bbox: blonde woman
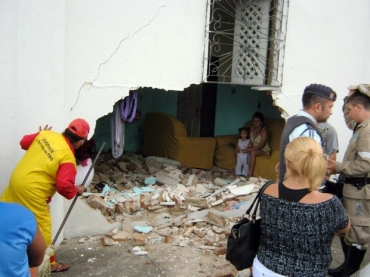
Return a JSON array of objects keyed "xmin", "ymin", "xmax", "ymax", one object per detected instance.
[{"xmin": 253, "ymin": 137, "xmax": 350, "ymax": 277}]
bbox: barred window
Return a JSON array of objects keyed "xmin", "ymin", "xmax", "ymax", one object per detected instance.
[{"xmin": 204, "ymin": 0, "xmax": 288, "ymax": 86}]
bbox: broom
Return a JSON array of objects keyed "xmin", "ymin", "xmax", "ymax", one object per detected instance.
[{"xmin": 38, "ymin": 141, "xmax": 106, "ymax": 276}]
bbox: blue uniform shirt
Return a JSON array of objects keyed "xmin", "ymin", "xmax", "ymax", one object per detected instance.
[
  {"xmin": 289, "ymin": 110, "xmax": 322, "ymax": 145},
  {"xmin": 0, "ymin": 202, "xmax": 37, "ymax": 277}
]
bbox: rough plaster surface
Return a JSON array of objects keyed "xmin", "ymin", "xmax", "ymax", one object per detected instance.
[
  {"xmin": 63, "ymin": 197, "xmax": 121, "ymax": 240},
  {"xmin": 0, "ymin": 0, "xmax": 18, "ymax": 187},
  {"xmin": 65, "ymin": 0, "xmax": 208, "ymax": 129},
  {"xmin": 1, "ymin": 0, "xmax": 370, "ymax": 240},
  {"xmin": 0, "ymin": 0, "xmax": 207, "ymax": 240}
]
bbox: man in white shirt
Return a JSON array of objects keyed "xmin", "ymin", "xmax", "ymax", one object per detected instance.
[{"xmin": 276, "ymin": 84, "xmax": 337, "ymax": 182}]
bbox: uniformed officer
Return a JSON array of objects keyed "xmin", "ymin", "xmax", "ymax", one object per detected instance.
[
  {"xmin": 327, "ymin": 84, "xmax": 370, "ymax": 277},
  {"xmin": 277, "ymin": 83, "xmax": 337, "ymax": 182}
]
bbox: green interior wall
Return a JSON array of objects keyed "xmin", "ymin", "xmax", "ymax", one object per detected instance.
[
  {"xmin": 214, "ymin": 84, "xmax": 281, "ymax": 135},
  {"xmin": 93, "ymin": 115, "xmax": 111, "ymax": 152},
  {"xmin": 92, "ymin": 88, "xmax": 178, "ymax": 153},
  {"xmin": 93, "ymin": 84, "xmax": 281, "ymax": 154}
]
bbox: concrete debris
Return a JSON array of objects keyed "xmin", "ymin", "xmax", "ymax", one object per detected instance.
[
  {"xmin": 122, "ymin": 217, "xmax": 134, "ymax": 235},
  {"xmin": 145, "ymin": 156, "xmax": 181, "ymax": 170},
  {"xmin": 213, "ymin": 178, "xmax": 228, "ymax": 186},
  {"xmin": 204, "ymin": 212, "xmax": 227, "ymax": 227},
  {"xmin": 184, "ymin": 197, "xmax": 209, "ymax": 209},
  {"xmin": 132, "ymin": 246, "xmax": 142, "ymax": 252},
  {"xmin": 81, "ymin": 151, "xmax": 269, "ymax": 264},
  {"xmin": 155, "ymin": 167, "xmax": 184, "ymax": 186},
  {"xmin": 134, "ymin": 226, "xmax": 153, "ymax": 233},
  {"xmin": 144, "ymin": 176, "xmax": 156, "ymax": 185},
  {"xmin": 134, "ymin": 250, "xmax": 148, "ymax": 255},
  {"xmin": 131, "ymin": 246, "xmax": 149, "ymax": 255},
  {"xmin": 186, "ymin": 174, "xmax": 198, "ymax": 187},
  {"xmin": 105, "ymin": 227, "xmax": 119, "ymax": 237},
  {"xmin": 228, "ymin": 184, "xmax": 255, "ymax": 196}
]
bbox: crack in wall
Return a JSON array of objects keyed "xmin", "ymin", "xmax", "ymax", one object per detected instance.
[{"xmin": 70, "ymin": 0, "xmax": 168, "ymax": 113}]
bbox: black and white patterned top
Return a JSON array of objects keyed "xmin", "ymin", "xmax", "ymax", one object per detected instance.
[{"xmin": 257, "ymin": 194, "xmax": 349, "ymax": 277}]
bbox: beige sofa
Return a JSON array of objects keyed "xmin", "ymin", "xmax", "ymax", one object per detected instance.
[{"xmin": 142, "ymin": 111, "xmax": 216, "ymax": 169}]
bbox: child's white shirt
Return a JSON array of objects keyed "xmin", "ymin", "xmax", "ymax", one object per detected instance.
[{"xmin": 238, "ymin": 139, "xmax": 250, "ymax": 156}]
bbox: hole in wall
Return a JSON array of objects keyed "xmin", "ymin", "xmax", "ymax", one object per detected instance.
[{"xmin": 90, "ymin": 84, "xmax": 282, "ymax": 159}]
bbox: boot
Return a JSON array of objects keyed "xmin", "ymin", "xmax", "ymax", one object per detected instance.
[
  {"xmin": 328, "ymin": 237, "xmax": 349, "ymax": 277},
  {"xmin": 340, "ymin": 246, "xmax": 367, "ymax": 277}
]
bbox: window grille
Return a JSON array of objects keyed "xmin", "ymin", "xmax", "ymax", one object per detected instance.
[{"xmin": 204, "ymin": 0, "xmax": 288, "ymax": 86}]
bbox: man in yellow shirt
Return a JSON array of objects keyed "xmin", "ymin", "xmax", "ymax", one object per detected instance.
[{"xmin": 1, "ymin": 118, "xmax": 89, "ymax": 273}]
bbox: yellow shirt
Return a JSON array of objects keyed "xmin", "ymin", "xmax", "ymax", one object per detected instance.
[
  {"xmin": 1, "ymin": 131, "xmax": 76, "ymax": 244},
  {"xmin": 251, "ymin": 127, "xmax": 271, "ymax": 154}
]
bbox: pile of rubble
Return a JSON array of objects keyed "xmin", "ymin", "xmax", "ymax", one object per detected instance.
[{"xmin": 79, "ymin": 152, "xmax": 268, "ymax": 263}]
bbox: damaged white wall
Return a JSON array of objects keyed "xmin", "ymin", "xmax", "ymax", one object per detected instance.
[
  {"xmin": 0, "ymin": 0, "xmax": 207, "ymax": 242},
  {"xmin": 1, "ymin": 0, "xmax": 370, "ymax": 242}
]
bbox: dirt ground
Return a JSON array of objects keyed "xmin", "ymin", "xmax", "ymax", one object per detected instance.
[
  {"xmin": 53, "ymin": 200, "xmax": 242, "ymax": 277},
  {"xmin": 53, "ymin": 236, "xmax": 237, "ymax": 277},
  {"xmin": 52, "ymin": 235, "xmax": 370, "ymax": 277}
]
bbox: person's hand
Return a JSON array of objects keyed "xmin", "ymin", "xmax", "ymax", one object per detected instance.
[
  {"xmin": 39, "ymin": 125, "xmax": 52, "ymax": 131},
  {"xmin": 77, "ymin": 185, "xmax": 85, "ymax": 196},
  {"xmin": 326, "ymin": 158, "xmax": 336, "ymax": 176}
]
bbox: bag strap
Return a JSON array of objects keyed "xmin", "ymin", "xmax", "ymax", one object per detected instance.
[
  {"xmin": 245, "ymin": 180, "xmax": 275, "ymax": 219},
  {"xmin": 251, "ymin": 180, "xmax": 275, "ymax": 219}
]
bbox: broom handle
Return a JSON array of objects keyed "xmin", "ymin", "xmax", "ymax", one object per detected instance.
[{"xmin": 52, "ymin": 141, "xmax": 106, "ymax": 245}]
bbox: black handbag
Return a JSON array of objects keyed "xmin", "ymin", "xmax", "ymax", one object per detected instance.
[{"xmin": 226, "ymin": 180, "xmax": 274, "ymax": 270}]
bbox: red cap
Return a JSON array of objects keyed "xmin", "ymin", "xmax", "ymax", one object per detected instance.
[{"xmin": 68, "ymin": 118, "xmax": 90, "ymax": 139}]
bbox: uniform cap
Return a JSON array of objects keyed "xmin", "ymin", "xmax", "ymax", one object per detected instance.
[
  {"xmin": 303, "ymin": 84, "xmax": 337, "ymax": 102},
  {"xmin": 347, "ymin": 84, "xmax": 370, "ymax": 97},
  {"xmin": 68, "ymin": 118, "xmax": 90, "ymax": 139}
]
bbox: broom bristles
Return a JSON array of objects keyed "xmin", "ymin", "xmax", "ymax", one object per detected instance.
[{"xmin": 38, "ymin": 246, "xmax": 54, "ymax": 277}]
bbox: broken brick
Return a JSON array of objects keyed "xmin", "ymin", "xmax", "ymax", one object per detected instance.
[
  {"xmin": 101, "ymin": 236, "xmax": 116, "ymax": 246},
  {"xmin": 213, "ymin": 247, "xmax": 227, "ymax": 255},
  {"xmin": 112, "ymin": 231, "xmax": 130, "ymax": 242},
  {"xmin": 132, "ymin": 233, "xmax": 148, "ymax": 245},
  {"xmin": 86, "ymin": 194, "xmax": 109, "ymax": 210},
  {"xmin": 164, "ymin": 235, "xmax": 176, "ymax": 244},
  {"xmin": 184, "ymin": 197, "xmax": 209, "ymax": 208}
]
